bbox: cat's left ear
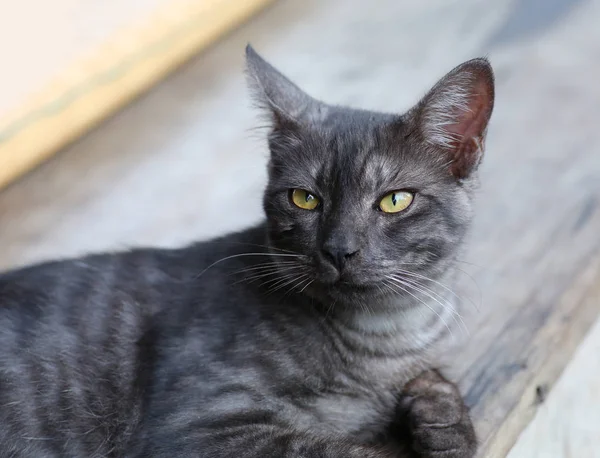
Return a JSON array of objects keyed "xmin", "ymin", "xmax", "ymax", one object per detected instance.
[
  {"xmin": 414, "ymin": 58, "xmax": 495, "ymax": 179},
  {"xmin": 245, "ymin": 44, "xmax": 321, "ymax": 129}
]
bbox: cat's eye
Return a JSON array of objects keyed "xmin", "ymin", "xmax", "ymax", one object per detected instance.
[
  {"xmin": 291, "ymin": 189, "xmax": 320, "ymax": 210},
  {"xmin": 379, "ymin": 191, "xmax": 414, "ymax": 213}
]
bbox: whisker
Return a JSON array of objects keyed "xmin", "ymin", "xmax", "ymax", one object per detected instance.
[
  {"xmin": 260, "ymin": 270, "xmax": 307, "ymax": 289},
  {"xmin": 389, "ymin": 275, "xmax": 469, "ymax": 336},
  {"xmin": 267, "ymin": 274, "xmax": 310, "ymax": 295},
  {"xmin": 452, "ymin": 258, "xmax": 483, "ymax": 268},
  {"xmin": 282, "ymin": 276, "xmax": 313, "ymax": 299},
  {"xmin": 298, "ymin": 279, "xmax": 314, "ymax": 294},
  {"xmin": 393, "ymin": 275, "xmax": 467, "ymax": 326},
  {"xmin": 237, "ymin": 270, "xmax": 284, "ymax": 285},
  {"xmin": 223, "ymin": 242, "xmax": 301, "ymax": 255},
  {"xmin": 231, "ymin": 262, "xmax": 300, "ymax": 282},
  {"xmin": 447, "ymin": 263, "xmax": 482, "ymax": 312},
  {"xmin": 395, "ymin": 268, "xmax": 479, "ymax": 312},
  {"xmin": 374, "ymin": 243, "xmax": 481, "ymax": 311},
  {"xmin": 384, "ymin": 277, "xmax": 453, "ymax": 339},
  {"xmin": 262, "ymin": 268, "xmax": 308, "ymax": 288},
  {"xmin": 382, "ymin": 280, "xmax": 428, "ymax": 322},
  {"xmin": 195, "ymin": 252, "xmax": 305, "ymax": 279},
  {"xmin": 325, "ymin": 299, "xmax": 338, "ymax": 319},
  {"xmin": 240, "ymin": 265, "xmax": 306, "ymax": 285},
  {"xmin": 233, "ymin": 261, "xmax": 300, "ymax": 275}
]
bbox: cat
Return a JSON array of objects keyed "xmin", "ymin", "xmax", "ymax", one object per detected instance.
[{"xmin": 0, "ymin": 45, "xmax": 494, "ymax": 457}]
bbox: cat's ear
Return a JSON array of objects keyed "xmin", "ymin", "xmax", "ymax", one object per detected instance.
[
  {"xmin": 414, "ymin": 58, "xmax": 495, "ymax": 179},
  {"xmin": 245, "ymin": 44, "xmax": 321, "ymax": 128}
]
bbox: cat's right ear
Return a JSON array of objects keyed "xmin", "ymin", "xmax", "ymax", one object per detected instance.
[
  {"xmin": 412, "ymin": 58, "xmax": 495, "ymax": 179},
  {"xmin": 245, "ymin": 44, "xmax": 320, "ymax": 129}
]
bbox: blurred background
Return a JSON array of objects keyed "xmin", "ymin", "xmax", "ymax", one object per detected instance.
[{"xmin": 0, "ymin": 0, "xmax": 599, "ymax": 456}]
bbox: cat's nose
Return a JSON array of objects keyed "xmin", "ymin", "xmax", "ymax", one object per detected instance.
[{"xmin": 320, "ymin": 242, "xmax": 360, "ymax": 272}]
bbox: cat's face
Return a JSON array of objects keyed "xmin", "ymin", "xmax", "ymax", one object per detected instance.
[{"xmin": 246, "ymin": 46, "xmax": 494, "ymax": 306}]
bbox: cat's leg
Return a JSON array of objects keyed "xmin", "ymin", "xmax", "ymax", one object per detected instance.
[{"xmin": 395, "ymin": 370, "xmax": 476, "ymax": 458}]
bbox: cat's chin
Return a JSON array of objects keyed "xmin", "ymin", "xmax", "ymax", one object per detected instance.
[{"xmin": 304, "ymin": 279, "xmax": 387, "ymax": 306}]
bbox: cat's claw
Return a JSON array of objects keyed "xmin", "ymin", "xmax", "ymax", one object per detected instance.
[{"xmin": 398, "ymin": 370, "xmax": 476, "ymax": 458}]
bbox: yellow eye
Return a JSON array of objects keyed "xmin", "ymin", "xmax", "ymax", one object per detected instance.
[
  {"xmin": 379, "ymin": 191, "xmax": 414, "ymax": 213},
  {"xmin": 291, "ymin": 189, "xmax": 320, "ymax": 210}
]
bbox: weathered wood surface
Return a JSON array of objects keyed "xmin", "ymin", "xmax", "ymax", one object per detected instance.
[
  {"xmin": 1, "ymin": 0, "xmax": 599, "ymax": 456},
  {"xmin": 508, "ymin": 315, "xmax": 600, "ymax": 458}
]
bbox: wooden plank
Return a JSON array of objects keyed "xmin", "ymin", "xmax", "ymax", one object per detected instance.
[
  {"xmin": 508, "ymin": 316, "xmax": 600, "ymax": 457},
  {"xmin": 468, "ymin": 253, "xmax": 600, "ymax": 457},
  {"xmin": 451, "ymin": 108, "xmax": 600, "ymax": 456},
  {"xmin": 0, "ymin": 0, "xmax": 275, "ymax": 191}
]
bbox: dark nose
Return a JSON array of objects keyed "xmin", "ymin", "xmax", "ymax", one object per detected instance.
[{"xmin": 321, "ymin": 240, "xmax": 360, "ymax": 271}]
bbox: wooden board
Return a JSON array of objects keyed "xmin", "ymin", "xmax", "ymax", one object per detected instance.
[
  {"xmin": 0, "ymin": 0, "xmax": 598, "ymax": 456},
  {"xmin": 463, "ymin": 252, "xmax": 600, "ymax": 457},
  {"xmin": 0, "ymin": 0, "xmax": 275, "ymax": 191},
  {"xmin": 508, "ymin": 315, "xmax": 600, "ymax": 458}
]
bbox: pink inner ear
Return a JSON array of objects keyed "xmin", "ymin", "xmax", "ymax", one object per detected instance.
[
  {"xmin": 444, "ymin": 78, "xmax": 493, "ymax": 178},
  {"xmin": 446, "ymin": 80, "xmax": 492, "ymax": 145}
]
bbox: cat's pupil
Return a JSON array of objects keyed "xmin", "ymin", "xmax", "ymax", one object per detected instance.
[
  {"xmin": 391, "ymin": 193, "xmax": 397, "ymax": 206},
  {"xmin": 306, "ymin": 194, "xmax": 313, "ymax": 202}
]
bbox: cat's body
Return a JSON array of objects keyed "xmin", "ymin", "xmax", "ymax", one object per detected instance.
[
  {"xmin": 0, "ymin": 46, "xmax": 494, "ymax": 457},
  {"xmin": 0, "ymin": 226, "xmax": 455, "ymax": 457}
]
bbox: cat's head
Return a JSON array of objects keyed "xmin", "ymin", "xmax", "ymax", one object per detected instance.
[{"xmin": 246, "ymin": 45, "xmax": 494, "ymax": 307}]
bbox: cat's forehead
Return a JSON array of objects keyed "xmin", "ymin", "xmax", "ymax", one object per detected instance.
[
  {"xmin": 313, "ymin": 111, "xmax": 436, "ymax": 188},
  {"xmin": 271, "ymin": 106, "xmax": 444, "ymax": 192},
  {"xmin": 313, "ymin": 108, "xmax": 393, "ymax": 160},
  {"xmin": 319, "ymin": 106, "xmax": 394, "ymax": 135}
]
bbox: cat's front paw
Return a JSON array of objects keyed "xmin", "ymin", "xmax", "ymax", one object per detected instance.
[{"xmin": 397, "ymin": 370, "xmax": 476, "ymax": 458}]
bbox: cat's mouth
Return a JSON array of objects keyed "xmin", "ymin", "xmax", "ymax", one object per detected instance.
[
  {"xmin": 311, "ymin": 261, "xmax": 379, "ymax": 290},
  {"xmin": 335, "ymin": 280, "xmax": 374, "ymax": 291},
  {"xmin": 316, "ymin": 275, "xmax": 381, "ymax": 296},
  {"xmin": 303, "ymin": 279, "xmax": 385, "ymax": 306}
]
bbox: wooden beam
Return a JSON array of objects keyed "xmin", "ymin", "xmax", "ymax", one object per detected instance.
[
  {"xmin": 476, "ymin": 255, "xmax": 600, "ymax": 457},
  {"xmin": 0, "ymin": 0, "xmax": 275, "ymax": 191}
]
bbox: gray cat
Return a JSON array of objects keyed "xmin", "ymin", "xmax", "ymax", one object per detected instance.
[{"xmin": 0, "ymin": 45, "xmax": 494, "ymax": 457}]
